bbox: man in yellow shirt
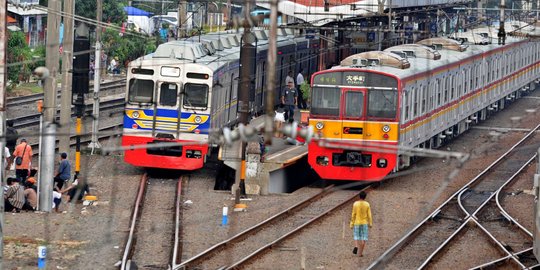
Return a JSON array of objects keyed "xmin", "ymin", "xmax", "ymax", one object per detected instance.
[{"xmin": 350, "ymin": 191, "xmax": 372, "ymax": 257}]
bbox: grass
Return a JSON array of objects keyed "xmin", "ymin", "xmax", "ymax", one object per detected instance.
[{"xmin": 13, "ymin": 82, "xmax": 43, "ymax": 94}]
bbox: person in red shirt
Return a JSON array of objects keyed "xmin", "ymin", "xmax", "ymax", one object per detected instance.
[{"xmin": 12, "ymin": 139, "xmax": 33, "ymax": 185}]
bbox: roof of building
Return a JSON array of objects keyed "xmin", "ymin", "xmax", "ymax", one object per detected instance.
[
  {"xmin": 124, "ymin": 6, "xmax": 153, "ymax": 17},
  {"xmin": 7, "ymin": 5, "xmax": 47, "ymax": 16}
]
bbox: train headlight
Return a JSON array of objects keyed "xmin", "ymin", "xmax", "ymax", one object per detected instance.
[
  {"xmin": 377, "ymin": 158, "xmax": 387, "ymax": 168},
  {"xmin": 315, "ymin": 122, "xmax": 324, "ymax": 130},
  {"xmin": 382, "ymin": 125, "xmax": 390, "ymax": 133},
  {"xmin": 194, "ymin": 116, "xmax": 202, "ymax": 124},
  {"xmin": 316, "ymin": 156, "xmax": 329, "ymax": 166},
  {"xmin": 132, "ymin": 111, "xmax": 140, "ymax": 119}
]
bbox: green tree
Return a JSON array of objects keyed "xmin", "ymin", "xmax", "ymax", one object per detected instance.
[
  {"xmin": 102, "ymin": 28, "xmax": 156, "ymax": 70},
  {"xmin": 7, "ymin": 31, "xmax": 33, "ymax": 89}
]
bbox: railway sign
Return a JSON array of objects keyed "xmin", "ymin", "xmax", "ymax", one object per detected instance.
[{"xmin": 305, "ymin": 29, "xmax": 316, "ymax": 39}]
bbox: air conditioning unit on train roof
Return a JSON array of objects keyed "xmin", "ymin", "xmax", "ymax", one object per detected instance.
[
  {"xmin": 154, "ymin": 42, "xmax": 198, "ymax": 62},
  {"xmin": 416, "ymin": 37, "xmax": 468, "ymax": 52},
  {"xmin": 340, "ymin": 51, "xmax": 410, "ymax": 69},
  {"xmin": 384, "ymin": 44, "xmax": 441, "ymax": 60}
]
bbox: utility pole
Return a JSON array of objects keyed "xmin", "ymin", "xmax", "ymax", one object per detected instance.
[
  {"xmin": 39, "ymin": 0, "xmax": 61, "ymax": 212},
  {"xmin": 235, "ymin": 0, "xmax": 256, "ymax": 206},
  {"xmin": 0, "ymin": 0, "xmax": 8, "ymax": 266},
  {"xmin": 89, "ymin": 0, "xmax": 102, "ymax": 153},
  {"xmin": 59, "ymin": 0, "xmax": 75, "ymax": 154},
  {"xmin": 498, "ymin": 0, "xmax": 506, "ymax": 45},
  {"xmin": 264, "ymin": 0, "xmax": 278, "ymax": 145},
  {"xmin": 177, "ymin": 0, "xmax": 186, "ymax": 39}
]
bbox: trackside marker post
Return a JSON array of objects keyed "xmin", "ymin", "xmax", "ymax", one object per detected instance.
[
  {"xmin": 38, "ymin": 246, "xmax": 46, "ymax": 269},
  {"xmin": 222, "ymin": 205, "xmax": 228, "ymax": 226}
]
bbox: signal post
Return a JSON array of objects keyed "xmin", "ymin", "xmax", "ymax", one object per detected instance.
[{"xmin": 72, "ymin": 24, "xmax": 91, "ymax": 178}]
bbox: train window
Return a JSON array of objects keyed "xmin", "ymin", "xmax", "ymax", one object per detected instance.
[
  {"xmin": 413, "ymin": 88, "xmax": 418, "ymax": 117},
  {"xmin": 183, "ymin": 83, "xmax": 209, "ymax": 109},
  {"xmin": 159, "ymin": 83, "xmax": 177, "ymax": 106},
  {"xmin": 128, "ymin": 79, "xmax": 154, "ymax": 104},
  {"xmin": 310, "ymin": 87, "xmax": 340, "ymax": 116},
  {"xmin": 344, "ymin": 91, "xmax": 364, "ymax": 118},
  {"xmin": 421, "ymin": 85, "xmax": 427, "ymax": 113},
  {"xmin": 368, "ymin": 89, "xmax": 397, "ymax": 119}
]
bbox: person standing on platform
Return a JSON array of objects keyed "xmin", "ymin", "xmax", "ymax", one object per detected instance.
[
  {"xmin": 296, "ymin": 69, "xmax": 307, "ymax": 109},
  {"xmin": 13, "ymin": 139, "xmax": 32, "ymax": 185},
  {"xmin": 280, "ymin": 80, "xmax": 298, "ymax": 123},
  {"xmin": 54, "ymin": 153, "xmax": 71, "ymax": 190},
  {"xmin": 350, "ymin": 191, "xmax": 373, "ymax": 257},
  {"xmin": 285, "ymin": 71, "xmax": 294, "ymax": 88}
]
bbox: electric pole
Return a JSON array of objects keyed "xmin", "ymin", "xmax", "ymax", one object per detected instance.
[
  {"xmin": 59, "ymin": 0, "xmax": 75, "ymax": 154},
  {"xmin": 235, "ymin": 0, "xmax": 256, "ymax": 205},
  {"xmin": 177, "ymin": 0, "xmax": 187, "ymax": 39},
  {"xmin": 89, "ymin": 0, "xmax": 103, "ymax": 153},
  {"xmin": 498, "ymin": 0, "xmax": 506, "ymax": 45},
  {"xmin": 0, "ymin": 0, "xmax": 8, "ymax": 266},
  {"xmin": 264, "ymin": 0, "xmax": 278, "ymax": 145},
  {"xmin": 39, "ymin": 0, "xmax": 61, "ymax": 212}
]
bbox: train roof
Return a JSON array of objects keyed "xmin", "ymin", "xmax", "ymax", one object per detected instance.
[
  {"xmin": 129, "ymin": 27, "xmax": 313, "ymax": 74},
  {"xmin": 335, "ymin": 23, "xmax": 540, "ymax": 82}
]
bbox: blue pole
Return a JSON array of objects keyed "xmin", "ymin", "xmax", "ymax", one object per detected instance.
[
  {"xmin": 222, "ymin": 205, "xmax": 228, "ymax": 226},
  {"xmin": 38, "ymin": 246, "xmax": 46, "ymax": 269}
]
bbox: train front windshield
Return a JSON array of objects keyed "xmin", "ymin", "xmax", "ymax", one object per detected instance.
[
  {"xmin": 128, "ymin": 79, "xmax": 154, "ymax": 103},
  {"xmin": 311, "ymin": 87, "xmax": 341, "ymax": 116},
  {"xmin": 367, "ymin": 90, "xmax": 397, "ymax": 119}
]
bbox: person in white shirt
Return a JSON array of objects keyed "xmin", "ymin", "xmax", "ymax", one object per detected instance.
[{"xmin": 296, "ymin": 69, "xmax": 307, "ymax": 109}]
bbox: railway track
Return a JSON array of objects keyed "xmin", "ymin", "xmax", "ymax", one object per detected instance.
[
  {"xmin": 12, "ymin": 97, "xmax": 125, "ymax": 129},
  {"xmin": 28, "ymin": 123, "xmax": 123, "ymax": 155},
  {"xmin": 6, "ymin": 78, "xmax": 125, "ymax": 107},
  {"xmin": 368, "ymin": 124, "xmax": 540, "ymax": 269},
  {"xmin": 121, "ymin": 174, "xmax": 184, "ymax": 270},
  {"xmin": 174, "ymin": 185, "xmax": 363, "ymax": 270}
]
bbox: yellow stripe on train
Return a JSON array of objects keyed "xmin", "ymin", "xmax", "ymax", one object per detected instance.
[
  {"xmin": 308, "ymin": 119, "xmax": 399, "ymax": 142},
  {"xmin": 126, "ymin": 110, "xmax": 209, "ymax": 124}
]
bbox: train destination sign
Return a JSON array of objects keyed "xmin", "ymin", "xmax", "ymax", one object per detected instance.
[{"xmin": 313, "ymin": 71, "xmax": 398, "ymax": 88}]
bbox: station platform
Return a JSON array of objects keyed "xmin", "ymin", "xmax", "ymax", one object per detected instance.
[{"xmin": 219, "ymin": 109, "xmax": 310, "ymax": 195}]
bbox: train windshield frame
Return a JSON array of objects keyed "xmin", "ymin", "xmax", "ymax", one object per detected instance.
[
  {"xmin": 367, "ymin": 89, "xmax": 398, "ymax": 119},
  {"xmin": 128, "ymin": 78, "xmax": 154, "ymax": 104},
  {"xmin": 183, "ymin": 83, "xmax": 209, "ymax": 109},
  {"xmin": 310, "ymin": 86, "xmax": 341, "ymax": 117}
]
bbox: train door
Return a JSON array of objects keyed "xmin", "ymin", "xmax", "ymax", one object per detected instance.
[
  {"xmin": 341, "ymin": 88, "xmax": 366, "ymax": 140},
  {"xmin": 156, "ymin": 81, "xmax": 180, "ymax": 138}
]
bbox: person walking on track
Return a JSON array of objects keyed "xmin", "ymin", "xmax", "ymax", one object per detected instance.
[{"xmin": 350, "ymin": 191, "xmax": 372, "ymax": 257}]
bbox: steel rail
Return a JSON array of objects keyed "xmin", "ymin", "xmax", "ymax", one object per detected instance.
[
  {"xmin": 173, "ymin": 184, "xmax": 340, "ymax": 269},
  {"xmin": 225, "ymin": 189, "xmax": 367, "ymax": 270},
  {"xmin": 6, "ymin": 78, "xmax": 125, "ymax": 107},
  {"xmin": 121, "ymin": 173, "xmax": 149, "ymax": 270},
  {"xmin": 418, "ymin": 141, "xmax": 539, "ymax": 268},
  {"xmin": 495, "ymin": 155, "xmax": 537, "ymax": 238},
  {"xmin": 28, "ymin": 123, "xmax": 123, "ymax": 155},
  {"xmin": 12, "ymin": 97, "xmax": 125, "ymax": 129},
  {"xmin": 468, "ymin": 247, "xmax": 533, "ymax": 269},
  {"xmin": 171, "ymin": 176, "xmax": 184, "ymax": 268},
  {"xmin": 368, "ymin": 123, "xmax": 540, "ymax": 269}
]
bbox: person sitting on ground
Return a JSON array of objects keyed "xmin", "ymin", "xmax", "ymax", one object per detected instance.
[
  {"xmin": 4, "ymin": 177, "xmax": 25, "ymax": 212},
  {"xmin": 22, "ymin": 181, "xmax": 37, "ymax": 211},
  {"xmin": 54, "ymin": 153, "xmax": 71, "ymax": 190},
  {"xmin": 62, "ymin": 175, "xmax": 90, "ymax": 203},
  {"xmin": 26, "ymin": 177, "xmax": 37, "ymax": 192},
  {"xmin": 53, "ymin": 187, "xmax": 62, "ymax": 213}
]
